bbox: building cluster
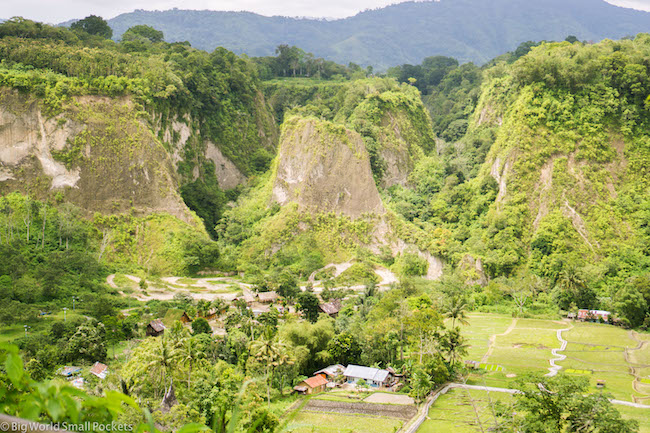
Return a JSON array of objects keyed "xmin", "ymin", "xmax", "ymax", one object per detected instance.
[{"xmin": 293, "ymin": 363, "xmax": 404, "ymax": 395}]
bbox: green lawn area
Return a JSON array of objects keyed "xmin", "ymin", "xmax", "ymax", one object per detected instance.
[
  {"xmin": 564, "ymin": 322, "xmax": 636, "ymax": 347},
  {"xmin": 282, "ymin": 412, "xmax": 403, "ymax": 433}
]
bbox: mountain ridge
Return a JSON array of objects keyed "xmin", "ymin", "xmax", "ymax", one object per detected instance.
[{"xmin": 98, "ymin": 0, "xmax": 650, "ymax": 69}]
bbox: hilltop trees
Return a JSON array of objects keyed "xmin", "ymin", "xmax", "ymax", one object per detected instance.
[{"xmin": 70, "ymin": 15, "xmax": 113, "ymax": 39}]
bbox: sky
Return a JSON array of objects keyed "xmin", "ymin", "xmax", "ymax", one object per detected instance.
[{"xmin": 2, "ymin": 0, "xmax": 650, "ymax": 24}]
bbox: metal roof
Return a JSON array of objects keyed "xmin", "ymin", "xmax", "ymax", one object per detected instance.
[
  {"xmin": 343, "ymin": 365, "xmax": 389, "ymax": 382},
  {"xmin": 314, "ymin": 364, "xmax": 346, "ymax": 377},
  {"xmin": 303, "ymin": 375, "xmax": 329, "ymax": 388}
]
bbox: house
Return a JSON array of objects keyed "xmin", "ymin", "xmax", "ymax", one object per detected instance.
[
  {"xmin": 343, "ymin": 365, "xmax": 390, "ymax": 387},
  {"xmin": 319, "ymin": 299, "xmax": 342, "ymax": 317},
  {"xmin": 258, "ymin": 291, "xmax": 278, "ymax": 303},
  {"xmin": 294, "ymin": 375, "xmax": 329, "ymax": 395},
  {"xmin": 147, "ymin": 319, "xmax": 166, "ymax": 337},
  {"xmin": 204, "ymin": 308, "xmax": 218, "ymax": 320},
  {"xmin": 235, "ymin": 290, "xmax": 255, "ymax": 306},
  {"xmin": 163, "ymin": 309, "xmax": 192, "ymax": 327},
  {"xmin": 314, "ymin": 364, "xmax": 346, "ymax": 380},
  {"xmin": 577, "ymin": 309, "xmax": 611, "ymax": 322},
  {"xmin": 71, "ymin": 377, "xmax": 85, "ymax": 389},
  {"xmin": 59, "ymin": 366, "xmax": 82, "ymax": 377},
  {"xmin": 90, "ymin": 362, "xmax": 109, "ymax": 379}
]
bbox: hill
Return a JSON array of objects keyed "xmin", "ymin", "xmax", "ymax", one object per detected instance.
[{"xmin": 105, "ymin": 0, "xmax": 650, "ymax": 68}]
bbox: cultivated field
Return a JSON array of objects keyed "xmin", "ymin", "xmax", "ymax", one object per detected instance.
[{"xmin": 421, "ymin": 314, "xmax": 650, "ymax": 432}]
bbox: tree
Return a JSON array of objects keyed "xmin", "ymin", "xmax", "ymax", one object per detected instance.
[
  {"xmin": 178, "ymin": 336, "xmax": 204, "ymax": 388},
  {"xmin": 192, "ymin": 317, "xmax": 212, "ymax": 335},
  {"xmin": 327, "ymin": 332, "xmax": 361, "ymax": 365},
  {"xmin": 297, "ymin": 292, "xmax": 320, "ymax": 323},
  {"xmin": 70, "ymin": 15, "xmax": 112, "ymax": 39},
  {"xmin": 146, "ymin": 335, "xmax": 179, "ymax": 397},
  {"xmin": 121, "ymin": 25, "xmax": 164, "ymax": 43},
  {"xmin": 250, "ymin": 337, "xmax": 293, "ymax": 408},
  {"xmin": 614, "ymin": 286, "xmax": 647, "ymax": 328},
  {"xmin": 444, "ymin": 296, "xmax": 469, "ymax": 327},
  {"xmin": 409, "ymin": 366, "xmax": 433, "ymax": 402},
  {"xmin": 63, "ymin": 323, "xmax": 107, "ymax": 363},
  {"xmin": 499, "ymin": 374, "xmax": 638, "ymax": 433},
  {"xmin": 439, "ymin": 327, "xmax": 469, "ymax": 368}
]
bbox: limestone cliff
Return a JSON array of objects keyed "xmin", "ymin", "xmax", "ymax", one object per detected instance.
[
  {"xmin": 272, "ymin": 116, "xmax": 384, "ymax": 217},
  {"xmin": 0, "ymin": 89, "xmax": 193, "ymax": 223}
]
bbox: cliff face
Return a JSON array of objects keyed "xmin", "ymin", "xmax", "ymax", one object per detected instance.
[
  {"xmin": 0, "ymin": 90, "xmax": 193, "ymax": 222},
  {"xmin": 272, "ymin": 116, "xmax": 384, "ymax": 217}
]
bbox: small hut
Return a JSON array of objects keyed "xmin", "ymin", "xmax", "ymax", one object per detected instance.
[
  {"xmin": 258, "ymin": 291, "xmax": 278, "ymax": 304},
  {"xmin": 319, "ymin": 299, "xmax": 342, "ymax": 317},
  {"xmin": 90, "ymin": 362, "xmax": 109, "ymax": 379},
  {"xmin": 294, "ymin": 375, "xmax": 329, "ymax": 395},
  {"xmin": 147, "ymin": 319, "xmax": 166, "ymax": 337}
]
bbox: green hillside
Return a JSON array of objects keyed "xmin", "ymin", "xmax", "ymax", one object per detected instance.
[{"xmin": 103, "ymin": 0, "xmax": 650, "ymax": 68}]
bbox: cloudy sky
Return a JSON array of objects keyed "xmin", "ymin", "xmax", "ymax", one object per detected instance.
[{"xmin": 3, "ymin": 0, "xmax": 650, "ymax": 24}]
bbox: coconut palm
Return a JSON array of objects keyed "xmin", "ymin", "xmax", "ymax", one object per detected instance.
[
  {"xmin": 178, "ymin": 336, "xmax": 204, "ymax": 388},
  {"xmin": 444, "ymin": 296, "xmax": 469, "ymax": 328},
  {"xmin": 250, "ymin": 337, "xmax": 293, "ymax": 408},
  {"xmin": 146, "ymin": 335, "xmax": 179, "ymax": 397}
]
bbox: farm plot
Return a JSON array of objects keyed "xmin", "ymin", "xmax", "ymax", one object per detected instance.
[
  {"xmin": 419, "ymin": 389, "xmax": 650, "ymax": 433},
  {"xmin": 483, "ymin": 319, "xmax": 565, "ymax": 375},
  {"xmin": 283, "ymin": 412, "xmax": 403, "ymax": 433},
  {"xmin": 451, "ymin": 314, "xmax": 513, "ymax": 362}
]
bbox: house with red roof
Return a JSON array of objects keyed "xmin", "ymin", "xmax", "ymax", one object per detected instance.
[{"xmin": 294, "ymin": 374, "xmax": 329, "ymax": 395}]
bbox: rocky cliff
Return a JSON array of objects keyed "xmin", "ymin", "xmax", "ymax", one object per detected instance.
[
  {"xmin": 272, "ymin": 116, "xmax": 384, "ymax": 217},
  {"xmin": 0, "ymin": 90, "xmax": 194, "ymax": 223}
]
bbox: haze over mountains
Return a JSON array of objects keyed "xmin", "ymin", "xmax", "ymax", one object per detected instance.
[{"xmin": 101, "ymin": 0, "xmax": 650, "ymax": 68}]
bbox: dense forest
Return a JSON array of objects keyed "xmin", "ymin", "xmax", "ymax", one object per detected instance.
[{"xmin": 103, "ymin": 0, "xmax": 650, "ymax": 68}]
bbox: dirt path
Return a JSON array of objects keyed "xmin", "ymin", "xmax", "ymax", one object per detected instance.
[
  {"xmin": 481, "ymin": 318, "xmax": 518, "ymax": 364},
  {"xmin": 625, "ymin": 331, "xmax": 650, "ymax": 403},
  {"xmin": 107, "ymin": 274, "xmax": 117, "ymax": 289},
  {"xmin": 434, "ymin": 383, "xmax": 650, "ymax": 409},
  {"xmin": 545, "ymin": 322, "xmax": 573, "ymax": 377}
]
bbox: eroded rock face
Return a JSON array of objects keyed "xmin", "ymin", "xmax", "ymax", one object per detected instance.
[
  {"xmin": 272, "ymin": 117, "xmax": 384, "ymax": 217},
  {"xmin": 0, "ymin": 90, "xmax": 193, "ymax": 223}
]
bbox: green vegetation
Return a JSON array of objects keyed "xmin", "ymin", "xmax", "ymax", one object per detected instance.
[{"xmin": 106, "ymin": 0, "xmax": 650, "ymax": 67}]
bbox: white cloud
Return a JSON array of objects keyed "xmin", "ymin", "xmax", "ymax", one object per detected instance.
[{"xmin": 2, "ymin": 0, "xmax": 649, "ymax": 25}]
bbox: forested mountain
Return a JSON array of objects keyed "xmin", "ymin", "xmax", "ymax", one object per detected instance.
[{"xmin": 104, "ymin": 0, "xmax": 650, "ymax": 69}]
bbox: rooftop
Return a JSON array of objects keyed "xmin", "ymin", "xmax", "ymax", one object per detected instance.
[
  {"xmin": 303, "ymin": 375, "xmax": 329, "ymax": 388},
  {"xmin": 343, "ymin": 364, "xmax": 389, "ymax": 383}
]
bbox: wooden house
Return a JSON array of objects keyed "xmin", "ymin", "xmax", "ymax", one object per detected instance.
[
  {"xmin": 258, "ymin": 291, "xmax": 278, "ymax": 304},
  {"xmin": 146, "ymin": 319, "xmax": 166, "ymax": 337},
  {"xmin": 319, "ymin": 299, "xmax": 342, "ymax": 317}
]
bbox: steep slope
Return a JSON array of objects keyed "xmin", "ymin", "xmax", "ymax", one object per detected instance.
[
  {"xmin": 272, "ymin": 116, "xmax": 384, "ymax": 217},
  {"xmin": 0, "ymin": 90, "xmax": 191, "ymax": 222},
  {"xmin": 105, "ymin": 0, "xmax": 650, "ymax": 67},
  {"xmin": 386, "ymin": 35, "xmax": 650, "ymax": 294}
]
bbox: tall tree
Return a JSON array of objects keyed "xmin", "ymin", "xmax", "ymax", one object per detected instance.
[{"xmin": 70, "ymin": 15, "xmax": 113, "ymax": 39}]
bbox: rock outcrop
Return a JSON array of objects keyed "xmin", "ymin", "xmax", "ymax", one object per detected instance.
[
  {"xmin": 272, "ymin": 116, "xmax": 384, "ymax": 217},
  {"xmin": 0, "ymin": 90, "xmax": 193, "ymax": 223}
]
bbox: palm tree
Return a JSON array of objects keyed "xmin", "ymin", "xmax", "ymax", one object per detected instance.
[
  {"xmin": 250, "ymin": 337, "xmax": 293, "ymax": 408},
  {"xmin": 440, "ymin": 327, "xmax": 469, "ymax": 368},
  {"xmin": 444, "ymin": 296, "xmax": 469, "ymax": 328},
  {"xmin": 178, "ymin": 336, "xmax": 204, "ymax": 388},
  {"xmin": 146, "ymin": 335, "xmax": 179, "ymax": 397}
]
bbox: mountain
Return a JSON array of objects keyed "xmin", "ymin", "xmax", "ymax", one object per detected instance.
[{"xmin": 105, "ymin": 0, "xmax": 650, "ymax": 68}]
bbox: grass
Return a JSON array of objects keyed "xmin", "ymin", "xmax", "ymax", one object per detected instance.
[
  {"xmin": 460, "ymin": 315, "xmax": 650, "ymax": 402},
  {"xmin": 282, "ymin": 412, "xmax": 403, "ymax": 433},
  {"xmin": 421, "ymin": 388, "xmax": 650, "ymax": 433},
  {"xmin": 419, "ymin": 389, "xmax": 512, "ymax": 433}
]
